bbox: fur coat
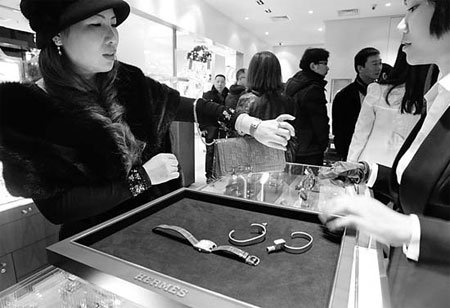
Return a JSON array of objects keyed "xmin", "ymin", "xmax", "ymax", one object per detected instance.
[{"xmin": 0, "ymin": 62, "xmax": 218, "ymax": 238}]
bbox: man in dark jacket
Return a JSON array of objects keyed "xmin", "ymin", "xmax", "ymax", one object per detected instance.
[
  {"xmin": 201, "ymin": 74, "xmax": 229, "ymax": 183},
  {"xmin": 285, "ymin": 48, "xmax": 330, "ymax": 166},
  {"xmin": 332, "ymin": 47, "xmax": 382, "ymax": 160},
  {"xmin": 225, "ymin": 68, "xmax": 247, "ymax": 110}
]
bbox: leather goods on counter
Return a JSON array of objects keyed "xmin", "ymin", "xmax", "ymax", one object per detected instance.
[{"xmin": 213, "ymin": 137, "xmax": 286, "ymax": 177}]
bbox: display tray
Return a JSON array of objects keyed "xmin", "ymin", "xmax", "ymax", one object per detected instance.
[{"xmin": 47, "ymin": 188, "xmax": 355, "ymax": 308}]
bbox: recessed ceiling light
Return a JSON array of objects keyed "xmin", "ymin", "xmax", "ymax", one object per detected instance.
[
  {"xmin": 318, "ymin": 27, "xmax": 324, "ymax": 32},
  {"xmin": 265, "ymin": 8, "xmax": 272, "ymax": 13},
  {"xmin": 245, "ymin": 17, "xmax": 250, "ymax": 20},
  {"xmin": 308, "ymin": 10, "xmax": 314, "ymax": 14},
  {"xmin": 265, "ymin": 31, "xmax": 269, "ymax": 35},
  {"xmin": 385, "ymin": 3, "xmax": 392, "ymax": 7}
]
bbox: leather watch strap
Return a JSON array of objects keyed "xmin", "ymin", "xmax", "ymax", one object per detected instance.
[
  {"xmin": 153, "ymin": 224, "xmax": 199, "ymax": 246},
  {"xmin": 153, "ymin": 224, "xmax": 260, "ymax": 265},
  {"xmin": 213, "ymin": 245, "xmax": 260, "ymax": 266}
]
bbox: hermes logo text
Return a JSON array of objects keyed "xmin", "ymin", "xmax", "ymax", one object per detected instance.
[{"xmin": 134, "ymin": 273, "xmax": 188, "ymax": 297}]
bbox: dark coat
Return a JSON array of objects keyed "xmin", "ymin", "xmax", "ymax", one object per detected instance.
[
  {"xmin": 0, "ymin": 62, "xmax": 226, "ymax": 239},
  {"xmin": 373, "ymin": 107, "xmax": 450, "ymax": 307},
  {"xmin": 285, "ymin": 70, "xmax": 329, "ymax": 157},
  {"xmin": 202, "ymin": 85, "xmax": 229, "ymax": 105},
  {"xmin": 201, "ymin": 86, "xmax": 229, "ymax": 138},
  {"xmin": 225, "ymin": 84, "xmax": 246, "ymax": 110},
  {"xmin": 332, "ymin": 78, "xmax": 367, "ymax": 159}
]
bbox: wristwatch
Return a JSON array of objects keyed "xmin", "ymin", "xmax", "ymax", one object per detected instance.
[
  {"xmin": 249, "ymin": 119, "xmax": 262, "ymax": 137},
  {"xmin": 153, "ymin": 224, "xmax": 260, "ymax": 266}
]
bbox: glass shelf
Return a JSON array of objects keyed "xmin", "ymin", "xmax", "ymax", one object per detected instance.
[{"xmin": 0, "ymin": 266, "xmax": 145, "ymax": 308}]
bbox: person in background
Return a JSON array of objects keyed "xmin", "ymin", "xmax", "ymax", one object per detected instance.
[
  {"xmin": 225, "ymin": 68, "xmax": 247, "ymax": 110},
  {"xmin": 201, "ymin": 74, "xmax": 229, "ymax": 183},
  {"xmin": 332, "ymin": 47, "xmax": 382, "ymax": 160},
  {"xmin": 236, "ymin": 51, "xmax": 296, "ymax": 162},
  {"xmin": 285, "ymin": 48, "xmax": 330, "ymax": 166},
  {"xmin": 347, "ymin": 44, "xmax": 438, "ymax": 168},
  {"xmin": 379, "ymin": 62, "xmax": 394, "ymax": 82},
  {"xmin": 320, "ymin": 1, "xmax": 450, "ymax": 306},
  {"xmin": 0, "ymin": 0, "xmax": 295, "ymax": 239}
]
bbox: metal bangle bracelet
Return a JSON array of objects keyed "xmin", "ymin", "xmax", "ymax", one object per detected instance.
[
  {"xmin": 228, "ymin": 223, "xmax": 267, "ymax": 246},
  {"xmin": 266, "ymin": 231, "xmax": 313, "ymax": 254}
]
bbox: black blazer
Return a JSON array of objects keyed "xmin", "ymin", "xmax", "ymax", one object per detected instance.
[
  {"xmin": 332, "ymin": 81, "xmax": 363, "ymax": 159},
  {"xmin": 373, "ymin": 105, "xmax": 450, "ymax": 307}
]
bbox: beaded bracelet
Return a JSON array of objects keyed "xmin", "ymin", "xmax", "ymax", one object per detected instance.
[{"xmin": 128, "ymin": 167, "xmax": 152, "ymax": 197}]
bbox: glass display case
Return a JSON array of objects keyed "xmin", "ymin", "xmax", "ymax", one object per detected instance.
[
  {"xmin": 200, "ymin": 163, "xmax": 354, "ymax": 212},
  {"xmin": 0, "ymin": 266, "xmax": 145, "ymax": 308},
  {"xmin": 0, "ymin": 163, "xmax": 390, "ymax": 308}
]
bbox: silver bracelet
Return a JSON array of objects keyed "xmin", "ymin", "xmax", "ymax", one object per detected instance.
[{"xmin": 193, "ymin": 98, "xmax": 199, "ymax": 123}]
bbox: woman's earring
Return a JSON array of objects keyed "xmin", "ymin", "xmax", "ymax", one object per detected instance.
[{"xmin": 52, "ymin": 36, "xmax": 63, "ymax": 56}]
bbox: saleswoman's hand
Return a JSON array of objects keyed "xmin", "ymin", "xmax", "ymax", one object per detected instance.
[
  {"xmin": 143, "ymin": 153, "xmax": 180, "ymax": 185},
  {"xmin": 318, "ymin": 195, "xmax": 413, "ymax": 247},
  {"xmin": 254, "ymin": 114, "xmax": 295, "ymax": 151}
]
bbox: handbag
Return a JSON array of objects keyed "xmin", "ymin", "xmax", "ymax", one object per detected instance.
[{"xmin": 213, "ymin": 137, "xmax": 286, "ymax": 177}]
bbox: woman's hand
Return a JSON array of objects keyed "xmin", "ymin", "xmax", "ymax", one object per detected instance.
[
  {"xmin": 254, "ymin": 114, "xmax": 295, "ymax": 151},
  {"xmin": 142, "ymin": 153, "xmax": 180, "ymax": 185},
  {"xmin": 319, "ymin": 195, "xmax": 413, "ymax": 247}
]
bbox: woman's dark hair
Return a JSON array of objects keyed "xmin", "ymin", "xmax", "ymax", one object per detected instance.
[
  {"xmin": 428, "ymin": 0, "xmax": 450, "ymax": 38},
  {"xmin": 380, "ymin": 44, "xmax": 439, "ymax": 114},
  {"xmin": 247, "ymin": 51, "xmax": 283, "ymax": 94},
  {"xmin": 38, "ymin": 40, "xmax": 143, "ymax": 174},
  {"xmin": 246, "ymin": 51, "xmax": 291, "ymax": 120}
]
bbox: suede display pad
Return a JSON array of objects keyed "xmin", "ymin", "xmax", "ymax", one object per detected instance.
[{"xmin": 90, "ymin": 198, "xmax": 341, "ymax": 308}]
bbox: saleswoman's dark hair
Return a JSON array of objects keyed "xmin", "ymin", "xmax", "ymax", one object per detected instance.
[
  {"xmin": 428, "ymin": 0, "xmax": 450, "ymax": 38},
  {"xmin": 38, "ymin": 39, "xmax": 143, "ymax": 174},
  {"xmin": 379, "ymin": 45, "xmax": 438, "ymax": 114}
]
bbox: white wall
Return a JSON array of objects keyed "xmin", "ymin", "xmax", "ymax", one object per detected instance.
[
  {"xmin": 128, "ymin": 0, "xmax": 271, "ymax": 66},
  {"xmin": 325, "ymin": 16, "xmax": 403, "ymax": 81},
  {"xmin": 274, "ymin": 15, "xmax": 403, "ymax": 100}
]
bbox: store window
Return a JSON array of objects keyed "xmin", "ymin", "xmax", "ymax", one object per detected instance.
[
  {"xmin": 117, "ymin": 12, "xmax": 174, "ymax": 83},
  {"xmin": 176, "ymin": 30, "xmax": 238, "ymax": 98}
]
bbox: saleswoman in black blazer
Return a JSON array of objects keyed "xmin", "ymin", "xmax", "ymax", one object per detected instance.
[{"xmin": 320, "ymin": 0, "xmax": 450, "ymax": 307}]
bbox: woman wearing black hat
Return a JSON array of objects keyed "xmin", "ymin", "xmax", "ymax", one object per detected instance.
[{"xmin": 0, "ymin": 0, "xmax": 295, "ymax": 239}]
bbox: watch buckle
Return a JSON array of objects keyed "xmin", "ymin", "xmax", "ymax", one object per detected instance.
[
  {"xmin": 245, "ymin": 255, "xmax": 260, "ymax": 266},
  {"xmin": 194, "ymin": 239, "xmax": 217, "ymax": 253}
]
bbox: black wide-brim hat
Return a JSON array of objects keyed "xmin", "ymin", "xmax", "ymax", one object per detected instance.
[{"xmin": 20, "ymin": 0, "xmax": 130, "ymax": 49}]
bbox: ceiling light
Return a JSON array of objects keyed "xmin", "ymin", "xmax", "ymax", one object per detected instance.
[
  {"xmin": 308, "ymin": 10, "xmax": 314, "ymax": 14},
  {"xmin": 318, "ymin": 27, "xmax": 324, "ymax": 32},
  {"xmin": 265, "ymin": 8, "xmax": 272, "ymax": 13},
  {"xmin": 256, "ymin": 0, "xmax": 264, "ymax": 5},
  {"xmin": 385, "ymin": 3, "xmax": 392, "ymax": 7},
  {"xmin": 265, "ymin": 32, "xmax": 269, "ymax": 35},
  {"xmin": 245, "ymin": 17, "xmax": 250, "ymax": 20}
]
